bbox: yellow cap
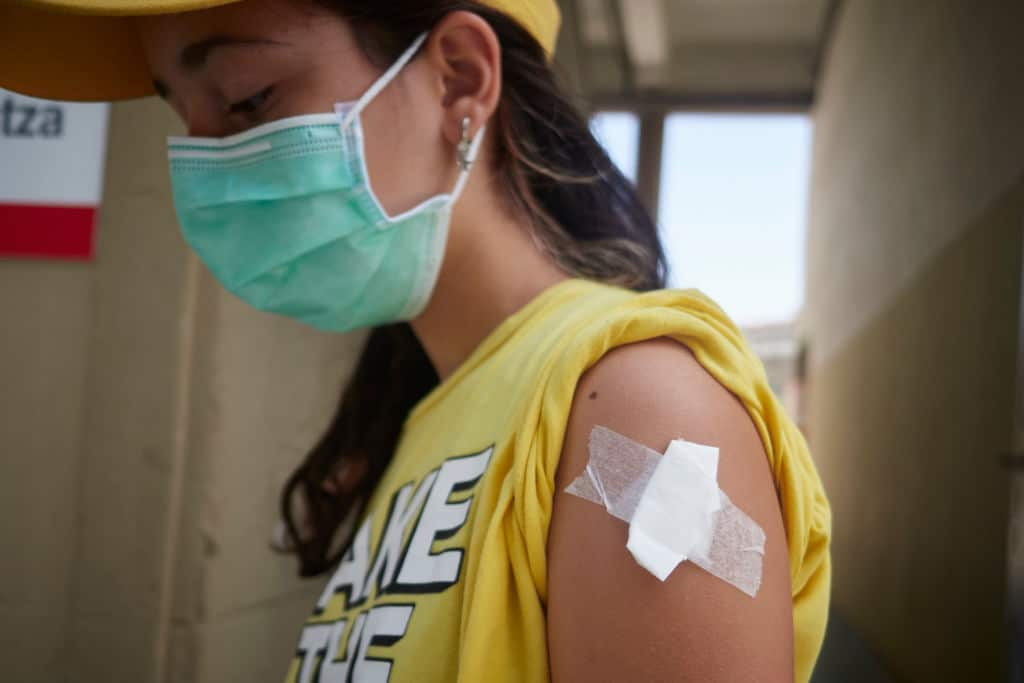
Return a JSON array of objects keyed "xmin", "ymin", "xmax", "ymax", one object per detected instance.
[{"xmin": 0, "ymin": 0, "xmax": 560, "ymax": 102}]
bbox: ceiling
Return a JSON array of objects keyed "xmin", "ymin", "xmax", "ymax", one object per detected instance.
[{"xmin": 555, "ymin": 0, "xmax": 838, "ymax": 110}]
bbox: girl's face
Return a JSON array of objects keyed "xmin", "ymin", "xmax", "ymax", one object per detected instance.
[{"xmin": 136, "ymin": 0, "xmax": 458, "ymax": 216}]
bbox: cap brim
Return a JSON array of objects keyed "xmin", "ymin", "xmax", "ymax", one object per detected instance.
[{"xmin": 0, "ymin": 1, "xmax": 242, "ymax": 102}]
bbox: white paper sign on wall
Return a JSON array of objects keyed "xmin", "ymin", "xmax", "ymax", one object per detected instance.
[{"xmin": 0, "ymin": 87, "xmax": 110, "ymax": 260}]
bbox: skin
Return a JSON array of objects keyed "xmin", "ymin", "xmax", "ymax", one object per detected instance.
[{"xmin": 138, "ymin": 1, "xmax": 794, "ymax": 679}]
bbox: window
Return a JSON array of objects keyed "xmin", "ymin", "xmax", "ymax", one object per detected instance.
[
  {"xmin": 590, "ymin": 111, "xmax": 812, "ymax": 328},
  {"xmin": 590, "ymin": 111, "xmax": 639, "ymax": 184},
  {"xmin": 658, "ymin": 114, "xmax": 812, "ymax": 328}
]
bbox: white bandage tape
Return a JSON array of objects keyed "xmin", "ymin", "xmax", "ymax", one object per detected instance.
[{"xmin": 565, "ymin": 426, "xmax": 766, "ymax": 597}]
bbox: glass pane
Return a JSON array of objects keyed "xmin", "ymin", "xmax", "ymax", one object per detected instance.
[
  {"xmin": 658, "ymin": 113, "xmax": 813, "ymax": 329},
  {"xmin": 590, "ymin": 111, "xmax": 639, "ymax": 184}
]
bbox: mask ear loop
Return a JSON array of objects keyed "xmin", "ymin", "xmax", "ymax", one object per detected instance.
[
  {"xmin": 341, "ymin": 31, "xmax": 430, "ymax": 131},
  {"xmin": 339, "ymin": 29, "xmax": 485, "ymax": 204}
]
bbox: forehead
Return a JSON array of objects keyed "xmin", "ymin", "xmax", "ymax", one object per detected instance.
[{"xmin": 134, "ymin": 0, "xmax": 348, "ymax": 68}]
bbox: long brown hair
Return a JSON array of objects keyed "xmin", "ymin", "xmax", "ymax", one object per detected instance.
[{"xmin": 281, "ymin": 0, "xmax": 668, "ymax": 577}]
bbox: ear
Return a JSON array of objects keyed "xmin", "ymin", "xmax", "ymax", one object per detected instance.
[{"xmin": 423, "ymin": 10, "xmax": 502, "ymax": 147}]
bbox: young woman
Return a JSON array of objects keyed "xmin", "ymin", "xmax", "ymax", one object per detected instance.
[{"xmin": 1, "ymin": 1, "xmax": 831, "ymax": 681}]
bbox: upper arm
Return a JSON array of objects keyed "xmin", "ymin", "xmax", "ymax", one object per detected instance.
[{"xmin": 546, "ymin": 337, "xmax": 794, "ymax": 683}]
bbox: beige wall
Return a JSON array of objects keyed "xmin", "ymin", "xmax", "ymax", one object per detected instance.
[
  {"xmin": 804, "ymin": 0, "xmax": 1024, "ymax": 368},
  {"xmin": 1, "ymin": 98, "xmax": 364, "ymax": 682},
  {"xmin": 804, "ymin": 0, "xmax": 1023, "ymax": 680},
  {"xmin": 0, "ymin": 263, "xmax": 92, "ymax": 682}
]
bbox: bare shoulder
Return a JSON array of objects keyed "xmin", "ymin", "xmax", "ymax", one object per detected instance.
[{"xmin": 546, "ymin": 336, "xmax": 794, "ymax": 682}]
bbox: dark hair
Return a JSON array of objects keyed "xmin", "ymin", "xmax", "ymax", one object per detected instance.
[{"xmin": 281, "ymin": 0, "xmax": 668, "ymax": 577}]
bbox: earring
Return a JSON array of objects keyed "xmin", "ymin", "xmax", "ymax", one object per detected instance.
[{"xmin": 457, "ymin": 117, "xmax": 473, "ymax": 171}]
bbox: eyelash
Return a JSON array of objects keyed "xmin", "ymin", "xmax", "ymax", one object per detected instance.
[{"xmin": 228, "ymin": 86, "xmax": 274, "ymax": 115}]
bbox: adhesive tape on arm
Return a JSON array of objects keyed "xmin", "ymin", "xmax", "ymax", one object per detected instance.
[{"xmin": 564, "ymin": 426, "xmax": 766, "ymax": 597}]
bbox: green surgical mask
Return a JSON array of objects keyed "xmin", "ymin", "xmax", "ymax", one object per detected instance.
[{"xmin": 167, "ymin": 33, "xmax": 483, "ymax": 332}]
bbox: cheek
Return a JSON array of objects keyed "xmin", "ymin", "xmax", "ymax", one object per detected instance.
[{"xmin": 360, "ymin": 76, "xmax": 455, "ymax": 217}]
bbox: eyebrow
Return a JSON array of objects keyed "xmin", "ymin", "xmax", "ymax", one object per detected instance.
[
  {"xmin": 180, "ymin": 35, "xmax": 282, "ymax": 71},
  {"xmin": 152, "ymin": 35, "xmax": 285, "ymax": 100}
]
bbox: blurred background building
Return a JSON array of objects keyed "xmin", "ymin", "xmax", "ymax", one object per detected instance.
[{"xmin": 2, "ymin": 0, "xmax": 1022, "ymax": 681}]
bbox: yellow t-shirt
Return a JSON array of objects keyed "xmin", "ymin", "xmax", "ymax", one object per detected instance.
[{"xmin": 283, "ymin": 278, "xmax": 832, "ymax": 683}]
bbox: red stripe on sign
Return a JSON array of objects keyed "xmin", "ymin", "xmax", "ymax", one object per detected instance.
[{"xmin": 0, "ymin": 203, "xmax": 97, "ymax": 260}]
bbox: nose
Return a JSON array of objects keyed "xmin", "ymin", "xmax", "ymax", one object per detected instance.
[
  {"xmin": 185, "ymin": 109, "xmax": 233, "ymax": 138},
  {"xmin": 177, "ymin": 96, "xmax": 240, "ymax": 138}
]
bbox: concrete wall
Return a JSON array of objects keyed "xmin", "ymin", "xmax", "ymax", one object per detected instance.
[
  {"xmin": 1, "ymin": 97, "xmax": 363, "ymax": 682},
  {"xmin": 804, "ymin": 1, "xmax": 1024, "ymax": 680},
  {"xmin": 0, "ymin": 245, "xmax": 93, "ymax": 683},
  {"xmin": 804, "ymin": 0, "xmax": 1024, "ymax": 365}
]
